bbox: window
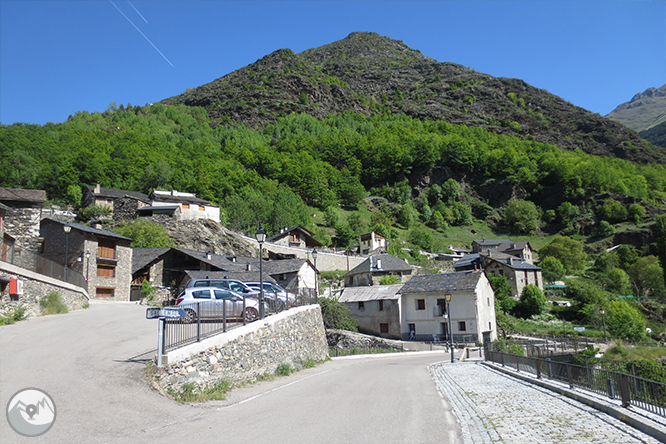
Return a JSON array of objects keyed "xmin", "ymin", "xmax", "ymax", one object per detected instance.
[
  {"xmin": 458, "ymin": 321, "xmax": 467, "ymax": 331},
  {"xmin": 358, "ymin": 301, "xmax": 365, "ymax": 310},
  {"xmin": 487, "ymin": 297, "xmax": 490, "ymax": 307},
  {"xmin": 97, "ymin": 241, "xmax": 115, "ymax": 259},
  {"xmin": 436, "ymin": 298, "xmax": 447, "ymax": 316},
  {"xmin": 199, "ymin": 205, "xmax": 205, "ymax": 211},
  {"xmin": 96, "ymin": 287, "xmax": 114, "ymax": 298},
  {"xmin": 408, "ymin": 323, "xmax": 415, "ymax": 335},
  {"xmin": 378, "ymin": 300, "xmax": 384, "ymax": 311},
  {"xmin": 416, "ymin": 299, "xmax": 425, "ymax": 310},
  {"xmin": 97, "ymin": 264, "xmax": 115, "ymax": 278},
  {"xmin": 182, "ymin": 204, "xmax": 190, "ymax": 209},
  {"xmin": 192, "ymin": 290, "xmax": 211, "ymax": 299},
  {"xmin": 380, "ymin": 323, "xmax": 389, "ymax": 334}
]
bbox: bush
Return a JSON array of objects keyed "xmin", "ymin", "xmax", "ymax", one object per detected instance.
[
  {"xmin": 515, "ymin": 285, "xmax": 546, "ymax": 318},
  {"xmin": 40, "ymin": 292, "xmax": 68, "ymax": 315},
  {"xmin": 606, "ymin": 299, "xmax": 646, "ymax": 342},
  {"xmin": 503, "ymin": 200, "xmax": 539, "ymax": 234},
  {"xmin": 318, "ymin": 298, "xmax": 357, "ymax": 331},
  {"xmin": 0, "ymin": 308, "xmax": 28, "ymax": 325}
]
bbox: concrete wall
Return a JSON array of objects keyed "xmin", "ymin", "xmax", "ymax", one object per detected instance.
[
  {"xmin": 0, "ymin": 260, "xmax": 89, "ymax": 317},
  {"xmin": 157, "ymin": 305, "xmax": 329, "ymax": 393}
]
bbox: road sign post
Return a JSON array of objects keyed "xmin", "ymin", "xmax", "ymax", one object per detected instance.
[{"xmin": 147, "ymin": 307, "xmax": 185, "ymax": 367}]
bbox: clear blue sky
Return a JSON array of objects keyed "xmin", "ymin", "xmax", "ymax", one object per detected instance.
[{"xmin": 1, "ymin": 0, "xmax": 664, "ymax": 125}]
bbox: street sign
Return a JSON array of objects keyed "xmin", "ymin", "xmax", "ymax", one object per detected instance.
[{"xmin": 146, "ymin": 307, "xmax": 185, "ymax": 319}]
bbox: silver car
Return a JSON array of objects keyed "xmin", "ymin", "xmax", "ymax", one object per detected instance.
[{"xmin": 175, "ymin": 287, "xmax": 266, "ymax": 322}]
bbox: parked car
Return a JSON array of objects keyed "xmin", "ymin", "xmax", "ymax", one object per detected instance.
[
  {"xmin": 183, "ymin": 278, "xmax": 260, "ymax": 297},
  {"xmin": 175, "ymin": 287, "xmax": 267, "ymax": 322},
  {"xmin": 245, "ymin": 281, "xmax": 290, "ymax": 310}
]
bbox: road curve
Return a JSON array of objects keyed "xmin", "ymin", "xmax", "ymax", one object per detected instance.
[{"xmin": 0, "ymin": 301, "xmax": 462, "ymax": 444}]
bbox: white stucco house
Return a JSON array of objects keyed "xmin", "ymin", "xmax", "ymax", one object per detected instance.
[
  {"xmin": 144, "ymin": 190, "xmax": 220, "ymax": 222},
  {"xmin": 338, "ymin": 270, "xmax": 497, "ymax": 343}
]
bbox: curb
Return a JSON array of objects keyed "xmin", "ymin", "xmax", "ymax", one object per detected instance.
[{"xmin": 482, "ymin": 361, "xmax": 666, "ymax": 443}]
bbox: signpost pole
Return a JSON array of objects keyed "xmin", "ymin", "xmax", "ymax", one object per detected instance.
[{"xmin": 157, "ymin": 317, "xmax": 165, "ymax": 367}]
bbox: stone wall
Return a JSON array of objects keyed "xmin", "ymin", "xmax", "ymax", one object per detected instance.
[
  {"xmin": 0, "ymin": 261, "xmax": 89, "ymax": 318},
  {"xmin": 157, "ymin": 305, "xmax": 329, "ymax": 393}
]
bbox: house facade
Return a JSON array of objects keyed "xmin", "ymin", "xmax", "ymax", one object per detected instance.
[
  {"xmin": 81, "ymin": 184, "xmax": 150, "ymax": 220},
  {"xmin": 359, "ymin": 231, "xmax": 387, "ymax": 255},
  {"xmin": 147, "ymin": 190, "xmax": 220, "ymax": 222},
  {"xmin": 0, "ymin": 187, "xmax": 46, "ymax": 268},
  {"xmin": 343, "ymin": 253, "xmax": 413, "ymax": 287},
  {"xmin": 400, "ymin": 271, "xmax": 497, "ymax": 343},
  {"xmin": 40, "ymin": 218, "xmax": 133, "ymax": 301},
  {"xmin": 483, "ymin": 255, "xmax": 542, "ymax": 297},
  {"xmin": 339, "ymin": 271, "xmax": 497, "ymax": 343},
  {"xmin": 266, "ymin": 225, "xmax": 323, "ymax": 249}
]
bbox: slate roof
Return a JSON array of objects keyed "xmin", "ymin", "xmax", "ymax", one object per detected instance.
[
  {"xmin": 343, "ymin": 253, "xmax": 412, "ymax": 277},
  {"xmin": 131, "ymin": 248, "xmax": 171, "ymax": 274},
  {"xmin": 401, "ymin": 271, "xmax": 484, "ymax": 294},
  {"xmin": 131, "ymin": 247, "xmax": 242, "ymax": 274},
  {"xmin": 42, "ymin": 218, "xmax": 133, "ymax": 242},
  {"xmin": 474, "ymin": 239, "xmax": 513, "ymax": 247},
  {"xmin": 0, "ymin": 187, "xmax": 46, "ymax": 204},
  {"xmin": 266, "ymin": 225, "xmax": 324, "ymax": 247},
  {"xmin": 84, "ymin": 185, "xmax": 150, "ymax": 202},
  {"xmin": 338, "ymin": 284, "xmax": 404, "ymax": 303},
  {"xmin": 261, "ymin": 259, "xmax": 309, "ymax": 275},
  {"xmin": 485, "ymin": 256, "xmax": 541, "ymax": 271}
]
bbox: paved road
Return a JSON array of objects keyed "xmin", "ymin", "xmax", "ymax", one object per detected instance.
[{"xmin": 1, "ymin": 301, "xmax": 461, "ymax": 443}]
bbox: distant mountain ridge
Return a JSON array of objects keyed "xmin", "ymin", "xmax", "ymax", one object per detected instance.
[
  {"xmin": 162, "ymin": 32, "xmax": 665, "ymax": 164},
  {"xmin": 606, "ymin": 84, "xmax": 666, "ymax": 132}
]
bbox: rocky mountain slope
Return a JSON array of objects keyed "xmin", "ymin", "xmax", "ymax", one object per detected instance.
[
  {"xmin": 606, "ymin": 84, "xmax": 666, "ymax": 132},
  {"xmin": 640, "ymin": 120, "xmax": 666, "ymax": 149},
  {"xmin": 162, "ymin": 32, "xmax": 665, "ymax": 164}
]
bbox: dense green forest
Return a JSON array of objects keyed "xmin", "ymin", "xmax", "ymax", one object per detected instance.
[{"xmin": 2, "ymin": 102, "xmax": 666, "ymax": 341}]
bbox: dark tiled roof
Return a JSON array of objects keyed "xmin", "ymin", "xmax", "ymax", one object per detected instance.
[
  {"xmin": 0, "ymin": 187, "xmax": 46, "ymax": 203},
  {"xmin": 85, "ymin": 186, "xmax": 150, "ymax": 202},
  {"xmin": 262, "ymin": 259, "xmax": 308, "ymax": 275},
  {"xmin": 486, "ymin": 257, "xmax": 541, "ymax": 271},
  {"xmin": 453, "ymin": 253, "xmax": 482, "ymax": 270},
  {"xmin": 401, "ymin": 271, "xmax": 483, "ymax": 294},
  {"xmin": 42, "ymin": 218, "xmax": 133, "ymax": 242},
  {"xmin": 266, "ymin": 225, "xmax": 323, "ymax": 247},
  {"xmin": 474, "ymin": 239, "xmax": 513, "ymax": 247},
  {"xmin": 132, "ymin": 248, "xmax": 170, "ymax": 274},
  {"xmin": 344, "ymin": 253, "xmax": 412, "ymax": 277}
]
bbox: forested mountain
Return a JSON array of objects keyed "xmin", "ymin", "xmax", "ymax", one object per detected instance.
[
  {"xmin": 1, "ymin": 31, "xmax": 665, "ymax": 257},
  {"xmin": 607, "ymin": 84, "xmax": 666, "ymax": 133},
  {"xmin": 163, "ymin": 32, "xmax": 665, "ymax": 164},
  {"xmin": 640, "ymin": 120, "xmax": 666, "ymax": 149}
]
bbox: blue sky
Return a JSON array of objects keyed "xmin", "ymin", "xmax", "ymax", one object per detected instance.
[{"xmin": 1, "ymin": 0, "xmax": 664, "ymax": 125}]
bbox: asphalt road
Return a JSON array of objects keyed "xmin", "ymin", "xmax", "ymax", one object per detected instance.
[{"xmin": 1, "ymin": 301, "xmax": 462, "ymax": 444}]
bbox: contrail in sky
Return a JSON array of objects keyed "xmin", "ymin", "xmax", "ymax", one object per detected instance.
[
  {"xmin": 108, "ymin": 0, "xmax": 173, "ymax": 67},
  {"xmin": 128, "ymin": 1, "xmax": 148, "ymax": 24}
]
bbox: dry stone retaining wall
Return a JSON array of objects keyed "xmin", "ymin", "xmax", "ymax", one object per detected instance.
[{"xmin": 157, "ymin": 305, "xmax": 329, "ymax": 394}]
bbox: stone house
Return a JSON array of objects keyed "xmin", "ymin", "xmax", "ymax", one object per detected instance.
[
  {"xmin": 343, "ymin": 253, "xmax": 413, "ymax": 287},
  {"xmin": 339, "ymin": 271, "xmax": 497, "ymax": 343},
  {"xmin": 472, "ymin": 239, "xmax": 534, "ymax": 264},
  {"xmin": 400, "ymin": 271, "xmax": 497, "ymax": 343},
  {"xmin": 337, "ymin": 284, "xmax": 404, "ymax": 338},
  {"xmin": 359, "ymin": 231, "xmax": 387, "ymax": 255},
  {"xmin": 132, "ymin": 248, "xmax": 241, "ymax": 301},
  {"xmin": 483, "ymin": 254, "xmax": 543, "ymax": 298},
  {"xmin": 144, "ymin": 190, "xmax": 220, "ymax": 222},
  {"xmin": 0, "ymin": 187, "xmax": 46, "ymax": 268},
  {"xmin": 39, "ymin": 218, "xmax": 133, "ymax": 301},
  {"xmin": 81, "ymin": 184, "xmax": 151, "ymax": 220},
  {"xmin": 266, "ymin": 225, "xmax": 323, "ymax": 249}
]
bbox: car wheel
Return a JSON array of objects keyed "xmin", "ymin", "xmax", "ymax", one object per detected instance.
[
  {"xmin": 182, "ymin": 308, "xmax": 196, "ymax": 324},
  {"xmin": 244, "ymin": 307, "xmax": 258, "ymax": 322}
]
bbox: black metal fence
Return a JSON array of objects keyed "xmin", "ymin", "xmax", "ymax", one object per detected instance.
[
  {"xmin": 163, "ymin": 292, "xmax": 318, "ymax": 352},
  {"xmin": 485, "ymin": 350, "xmax": 666, "ymax": 419}
]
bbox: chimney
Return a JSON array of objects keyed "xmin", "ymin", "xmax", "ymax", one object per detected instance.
[
  {"xmin": 376, "ymin": 259, "xmax": 382, "ymax": 269},
  {"xmin": 94, "ymin": 182, "xmax": 101, "ymax": 194},
  {"xmin": 246, "ymin": 263, "xmax": 252, "ymax": 271},
  {"xmin": 206, "ymin": 253, "xmax": 212, "ymax": 260},
  {"xmin": 508, "ymin": 257, "xmax": 514, "ymax": 266}
]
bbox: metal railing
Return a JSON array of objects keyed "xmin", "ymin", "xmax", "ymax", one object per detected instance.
[
  {"xmin": 2, "ymin": 248, "xmax": 87, "ymax": 289},
  {"xmin": 162, "ymin": 290, "xmax": 318, "ymax": 352},
  {"xmin": 486, "ymin": 351, "xmax": 666, "ymax": 418}
]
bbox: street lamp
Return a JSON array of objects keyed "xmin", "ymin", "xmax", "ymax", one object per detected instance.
[
  {"xmin": 85, "ymin": 251, "xmax": 91, "ymax": 285},
  {"xmin": 255, "ymin": 228, "xmax": 266, "ymax": 319},
  {"xmin": 312, "ymin": 249, "xmax": 318, "ymax": 303},
  {"xmin": 64, "ymin": 224, "xmax": 72, "ymax": 283},
  {"xmin": 600, "ymin": 308, "xmax": 607, "ymax": 342},
  {"xmin": 445, "ymin": 292, "xmax": 455, "ymax": 363}
]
